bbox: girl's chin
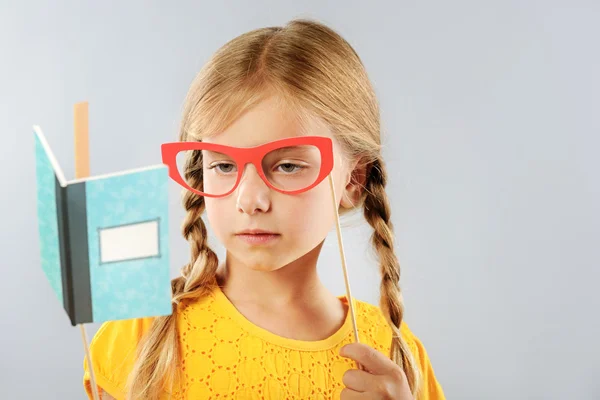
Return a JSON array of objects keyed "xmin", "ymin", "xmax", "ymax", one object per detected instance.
[{"xmin": 229, "ymin": 253, "xmax": 291, "ymax": 273}]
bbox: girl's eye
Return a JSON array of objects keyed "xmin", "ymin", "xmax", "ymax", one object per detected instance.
[
  {"xmin": 277, "ymin": 163, "xmax": 304, "ymax": 173},
  {"xmin": 208, "ymin": 162, "xmax": 237, "ymax": 173}
]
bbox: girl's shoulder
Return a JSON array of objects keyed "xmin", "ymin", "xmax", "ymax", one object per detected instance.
[
  {"xmin": 351, "ymin": 297, "xmax": 415, "ymax": 350},
  {"xmin": 83, "ymin": 294, "xmax": 213, "ymax": 398},
  {"xmin": 83, "ymin": 315, "xmax": 156, "ymax": 399}
]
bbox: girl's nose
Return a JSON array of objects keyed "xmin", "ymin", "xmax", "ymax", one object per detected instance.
[{"xmin": 235, "ymin": 164, "xmax": 271, "ymax": 214}]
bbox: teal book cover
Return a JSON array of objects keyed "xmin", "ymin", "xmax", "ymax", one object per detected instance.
[{"xmin": 33, "ymin": 125, "xmax": 172, "ymax": 325}]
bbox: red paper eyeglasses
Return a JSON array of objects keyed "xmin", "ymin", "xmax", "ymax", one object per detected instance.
[{"xmin": 161, "ymin": 136, "xmax": 334, "ymax": 197}]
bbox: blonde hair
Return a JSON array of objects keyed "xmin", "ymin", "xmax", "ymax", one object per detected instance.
[{"xmin": 126, "ymin": 18, "xmax": 421, "ymax": 399}]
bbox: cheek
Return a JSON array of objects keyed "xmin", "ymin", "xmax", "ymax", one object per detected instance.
[
  {"xmin": 204, "ymin": 198, "xmax": 230, "ymax": 237},
  {"xmin": 284, "ymin": 186, "xmax": 336, "ymax": 239}
]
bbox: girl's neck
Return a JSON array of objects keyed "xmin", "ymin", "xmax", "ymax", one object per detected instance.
[
  {"xmin": 214, "ymin": 241, "xmax": 350, "ymax": 342},
  {"xmin": 215, "ymin": 242, "xmax": 334, "ymax": 309}
]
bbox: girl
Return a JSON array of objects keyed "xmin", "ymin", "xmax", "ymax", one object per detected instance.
[{"xmin": 84, "ymin": 18, "xmax": 445, "ymax": 400}]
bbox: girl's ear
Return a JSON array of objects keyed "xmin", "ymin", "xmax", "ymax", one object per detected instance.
[{"xmin": 340, "ymin": 158, "xmax": 367, "ymax": 209}]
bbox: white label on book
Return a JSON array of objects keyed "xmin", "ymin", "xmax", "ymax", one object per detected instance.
[{"xmin": 99, "ymin": 220, "xmax": 160, "ymax": 263}]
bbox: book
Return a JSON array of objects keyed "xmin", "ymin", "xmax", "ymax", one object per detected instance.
[{"xmin": 33, "ymin": 125, "xmax": 173, "ymax": 326}]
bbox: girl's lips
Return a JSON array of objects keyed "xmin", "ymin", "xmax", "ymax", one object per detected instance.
[{"xmin": 235, "ymin": 233, "xmax": 281, "ymax": 245}]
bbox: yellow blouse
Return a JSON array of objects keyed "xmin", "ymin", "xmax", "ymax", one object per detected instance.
[{"xmin": 84, "ymin": 285, "xmax": 445, "ymax": 399}]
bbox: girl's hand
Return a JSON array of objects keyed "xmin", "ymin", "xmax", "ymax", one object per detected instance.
[{"xmin": 339, "ymin": 342, "xmax": 414, "ymax": 400}]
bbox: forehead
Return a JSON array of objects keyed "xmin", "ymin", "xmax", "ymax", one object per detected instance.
[{"xmin": 202, "ymin": 96, "xmax": 333, "ymax": 147}]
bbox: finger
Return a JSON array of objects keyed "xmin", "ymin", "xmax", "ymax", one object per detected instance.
[
  {"xmin": 340, "ymin": 387, "xmax": 371, "ymax": 400},
  {"xmin": 339, "ymin": 343, "xmax": 397, "ymax": 375},
  {"xmin": 342, "ymin": 368, "xmax": 378, "ymax": 392}
]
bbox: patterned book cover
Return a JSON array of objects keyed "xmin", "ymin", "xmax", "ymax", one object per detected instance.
[{"xmin": 33, "ymin": 125, "xmax": 172, "ymax": 325}]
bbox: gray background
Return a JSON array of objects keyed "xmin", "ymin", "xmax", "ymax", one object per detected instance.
[{"xmin": 1, "ymin": 1, "xmax": 599, "ymax": 399}]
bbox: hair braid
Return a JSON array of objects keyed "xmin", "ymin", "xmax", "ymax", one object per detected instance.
[{"xmin": 362, "ymin": 158, "xmax": 422, "ymax": 397}]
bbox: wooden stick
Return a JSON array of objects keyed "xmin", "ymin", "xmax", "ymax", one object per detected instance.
[
  {"xmin": 74, "ymin": 102, "xmax": 90, "ymax": 179},
  {"xmin": 80, "ymin": 324, "xmax": 101, "ymax": 400},
  {"xmin": 327, "ymin": 174, "xmax": 364, "ymax": 370},
  {"xmin": 74, "ymin": 101, "xmax": 100, "ymax": 400}
]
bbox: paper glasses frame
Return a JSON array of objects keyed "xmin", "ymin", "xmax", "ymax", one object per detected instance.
[{"xmin": 161, "ymin": 136, "xmax": 334, "ymax": 197}]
